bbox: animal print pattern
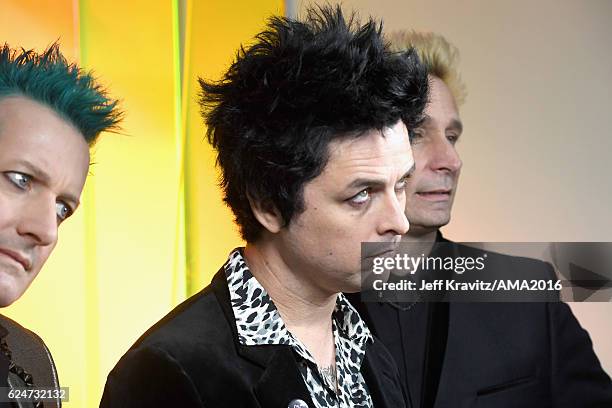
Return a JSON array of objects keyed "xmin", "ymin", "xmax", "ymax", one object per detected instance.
[{"xmin": 224, "ymin": 249, "xmax": 374, "ymax": 408}]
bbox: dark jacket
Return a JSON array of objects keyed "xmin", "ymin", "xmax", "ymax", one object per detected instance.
[
  {"xmin": 0, "ymin": 324, "xmax": 9, "ymax": 408},
  {"xmin": 0, "ymin": 315, "xmax": 62, "ymax": 408},
  {"xmin": 101, "ymin": 269, "xmax": 407, "ymax": 408},
  {"xmin": 349, "ymin": 235, "xmax": 612, "ymax": 408}
]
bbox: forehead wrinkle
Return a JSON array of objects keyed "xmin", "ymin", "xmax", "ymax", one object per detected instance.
[
  {"xmin": 328, "ymin": 147, "xmax": 413, "ymax": 189},
  {"xmin": 318, "ymin": 122, "xmax": 411, "ymax": 188},
  {"xmin": 328, "ymin": 134, "xmax": 409, "ymax": 166},
  {"xmin": 420, "ymin": 111, "xmax": 462, "ymax": 131},
  {"xmin": 327, "ymin": 145, "xmax": 410, "ymax": 172}
]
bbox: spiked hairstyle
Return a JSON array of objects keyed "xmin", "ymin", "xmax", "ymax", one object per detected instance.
[
  {"xmin": 0, "ymin": 42, "xmax": 121, "ymax": 144},
  {"xmin": 200, "ymin": 6, "xmax": 428, "ymax": 242},
  {"xmin": 388, "ymin": 30, "xmax": 466, "ymax": 106}
]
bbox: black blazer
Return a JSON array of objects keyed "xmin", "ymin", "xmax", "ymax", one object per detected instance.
[
  {"xmin": 101, "ymin": 269, "xmax": 407, "ymax": 408},
  {"xmin": 349, "ymin": 236, "xmax": 612, "ymax": 408}
]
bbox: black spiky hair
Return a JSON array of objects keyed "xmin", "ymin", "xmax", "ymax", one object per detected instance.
[{"xmin": 200, "ymin": 5, "xmax": 428, "ymax": 242}]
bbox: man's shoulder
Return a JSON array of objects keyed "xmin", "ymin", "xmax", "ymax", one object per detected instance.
[
  {"xmin": 137, "ymin": 290, "xmax": 227, "ymax": 345},
  {"xmin": 101, "ymin": 268, "xmax": 281, "ymax": 408},
  {"xmin": 123, "ymin": 270, "xmax": 237, "ymax": 368}
]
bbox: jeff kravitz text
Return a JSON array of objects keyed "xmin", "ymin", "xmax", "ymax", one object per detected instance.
[{"xmin": 372, "ymin": 279, "xmax": 562, "ymax": 292}]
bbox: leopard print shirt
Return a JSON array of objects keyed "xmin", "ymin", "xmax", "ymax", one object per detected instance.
[{"xmin": 225, "ymin": 249, "xmax": 374, "ymax": 408}]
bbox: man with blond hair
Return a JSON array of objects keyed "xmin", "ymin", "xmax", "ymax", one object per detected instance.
[{"xmin": 350, "ymin": 31, "xmax": 612, "ymax": 407}]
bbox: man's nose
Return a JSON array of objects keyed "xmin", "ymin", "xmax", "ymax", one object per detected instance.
[
  {"xmin": 430, "ymin": 136, "xmax": 462, "ymax": 173},
  {"xmin": 17, "ymin": 195, "xmax": 58, "ymax": 247},
  {"xmin": 378, "ymin": 190, "xmax": 410, "ymax": 236}
]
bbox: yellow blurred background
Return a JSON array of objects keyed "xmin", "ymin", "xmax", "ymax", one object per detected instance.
[{"xmin": 1, "ymin": 0, "xmax": 283, "ymax": 406}]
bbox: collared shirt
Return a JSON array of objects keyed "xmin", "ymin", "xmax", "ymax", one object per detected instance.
[{"xmin": 224, "ymin": 248, "xmax": 374, "ymax": 408}]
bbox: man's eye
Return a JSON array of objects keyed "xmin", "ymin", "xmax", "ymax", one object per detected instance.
[
  {"xmin": 349, "ymin": 189, "xmax": 370, "ymax": 205},
  {"xmin": 395, "ymin": 177, "xmax": 409, "ymax": 190},
  {"xmin": 410, "ymin": 128, "xmax": 425, "ymax": 141},
  {"xmin": 56, "ymin": 202, "xmax": 72, "ymax": 221},
  {"xmin": 447, "ymin": 134, "xmax": 460, "ymax": 144},
  {"xmin": 5, "ymin": 172, "xmax": 31, "ymax": 190}
]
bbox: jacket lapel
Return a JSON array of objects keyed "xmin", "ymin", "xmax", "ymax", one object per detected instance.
[
  {"xmin": 249, "ymin": 345, "xmax": 315, "ymax": 408},
  {"xmin": 211, "ymin": 268, "xmax": 315, "ymax": 408}
]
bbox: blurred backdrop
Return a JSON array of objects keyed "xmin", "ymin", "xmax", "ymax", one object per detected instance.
[{"xmin": 1, "ymin": 0, "xmax": 610, "ymax": 406}]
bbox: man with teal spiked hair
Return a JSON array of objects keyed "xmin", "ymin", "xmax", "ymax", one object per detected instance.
[
  {"xmin": 0, "ymin": 42, "xmax": 121, "ymax": 307},
  {"xmin": 0, "ymin": 42, "xmax": 121, "ymax": 406}
]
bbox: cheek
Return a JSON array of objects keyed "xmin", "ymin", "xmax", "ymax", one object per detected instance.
[
  {"xmin": 318, "ymin": 210, "xmax": 363, "ymax": 241},
  {"xmin": 0, "ymin": 201, "xmax": 7, "ymax": 228},
  {"xmin": 0, "ymin": 193, "xmax": 18, "ymax": 229},
  {"xmin": 411, "ymin": 145, "xmax": 431, "ymax": 170},
  {"xmin": 293, "ymin": 208, "xmax": 362, "ymax": 252},
  {"xmin": 325, "ymin": 218, "xmax": 372, "ymax": 261}
]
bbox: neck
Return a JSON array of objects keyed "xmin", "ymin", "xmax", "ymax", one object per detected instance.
[
  {"xmin": 243, "ymin": 241, "xmax": 337, "ymax": 366},
  {"xmin": 243, "ymin": 242, "xmax": 338, "ymax": 324}
]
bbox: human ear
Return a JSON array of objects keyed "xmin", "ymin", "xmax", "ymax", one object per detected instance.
[{"xmin": 247, "ymin": 192, "xmax": 283, "ymax": 234}]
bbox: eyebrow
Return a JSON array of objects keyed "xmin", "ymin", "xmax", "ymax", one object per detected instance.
[
  {"xmin": 16, "ymin": 159, "xmax": 80, "ymax": 207},
  {"xmin": 420, "ymin": 115, "xmax": 464, "ymax": 133},
  {"xmin": 449, "ymin": 118, "xmax": 464, "ymax": 133},
  {"xmin": 346, "ymin": 164, "xmax": 415, "ymax": 191}
]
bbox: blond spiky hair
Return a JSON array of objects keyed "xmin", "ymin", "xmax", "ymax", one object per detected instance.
[{"xmin": 387, "ymin": 31, "xmax": 467, "ymax": 106}]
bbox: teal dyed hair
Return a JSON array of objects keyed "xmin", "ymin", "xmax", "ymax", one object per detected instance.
[{"xmin": 0, "ymin": 42, "xmax": 121, "ymax": 144}]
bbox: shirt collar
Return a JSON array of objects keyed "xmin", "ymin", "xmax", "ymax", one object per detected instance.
[{"xmin": 224, "ymin": 248, "xmax": 373, "ymax": 347}]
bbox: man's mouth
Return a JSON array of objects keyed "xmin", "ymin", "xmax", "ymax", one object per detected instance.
[
  {"xmin": 0, "ymin": 248, "xmax": 30, "ymax": 271},
  {"xmin": 362, "ymin": 241, "xmax": 401, "ymax": 259},
  {"xmin": 416, "ymin": 189, "xmax": 452, "ymax": 202}
]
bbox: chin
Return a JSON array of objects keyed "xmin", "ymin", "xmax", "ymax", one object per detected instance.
[
  {"xmin": 0, "ymin": 277, "xmax": 26, "ymax": 307},
  {"xmin": 336, "ymin": 273, "xmax": 363, "ymax": 294},
  {"xmin": 418, "ymin": 214, "xmax": 451, "ymax": 230},
  {"xmin": 0, "ymin": 288, "xmax": 19, "ymax": 307}
]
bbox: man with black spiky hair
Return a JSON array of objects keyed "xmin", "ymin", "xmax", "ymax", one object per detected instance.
[{"xmin": 101, "ymin": 5, "xmax": 427, "ymax": 408}]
